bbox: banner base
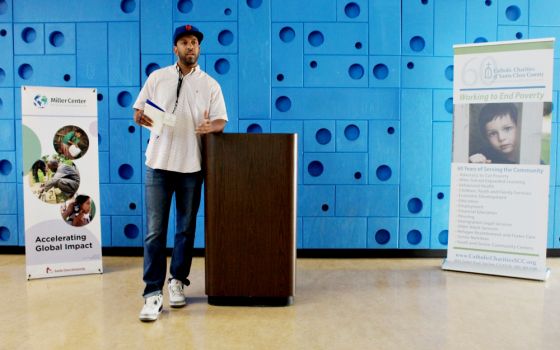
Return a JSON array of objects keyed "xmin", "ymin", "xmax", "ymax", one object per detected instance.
[{"xmin": 442, "ymin": 259, "xmax": 550, "ymax": 281}]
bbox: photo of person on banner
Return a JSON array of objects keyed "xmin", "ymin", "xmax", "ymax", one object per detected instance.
[
  {"xmin": 61, "ymin": 194, "xmax": 95, "ymax": 227},
  {"xmin": 467, "ymin": 102, "xmax": 551, "ymax": 165},
  {"xmin": 53, "ymin": 125, "xmax": 90, "ymax": 160}
]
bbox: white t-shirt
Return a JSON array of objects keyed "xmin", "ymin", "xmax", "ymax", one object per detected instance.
[{"xmin": 133, "ymin": 64, "xmax": 228, "ymax": 173}]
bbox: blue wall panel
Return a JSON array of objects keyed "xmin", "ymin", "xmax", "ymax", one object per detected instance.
[
  {"xmin": 401, "ymin": 89, "xmax": 432, "ymax": 217},
  {"xmin": 108, "ymin": 22, "xmax": 139, "ymax": 87},
  {"xmin": 401, "ymin": 56, "xmax": 454, "ymax": 89},
  {"xmin": 369, "ymin": 56, "xmax": 401, "ymax": 88},
  {"xmin": 303, "ymin": 217, "xmax": 367, "ymax": 248},
  {"xmin": 368, "ymin": 120, "xmax": 400, "ymax": 185},
  {"xmin": 173, "ymin": 0, "xmax": 237, "ymax": 22},
  {"xmin": 272, "ymin": 23, "xmax": 303, "ymax": 88},
  {"xmin": 14, "ymin": 55, "xmax": 76, "ymax": 87},
  {"xmin": 399, "ymin": 217, "xmax": 431, "ymax": 249},
  {"xmin": 141, "ymin": 0, "xmax": 172, "ymax": 55},
  {"xmin": 336, "ymin": 120, "xmax": 367, "ymax": 152},
  {"xmin": 13, "ymin": 0, "xmax": 139, "ymax": 22},
  {"xmin": 109, "ymin": 87, "xmax": 140, "ymax": 119},
  {"xmin": 528, "ymin": 27, "xmax": 560, "ymax": 59},
  {"xmin": 402, "ymin": 0, "xmax": 434, "ymax": 56},
  {"xmin": 304, "ymin": 23, "xmax": 368, "ymax": 55},
  {"xmin": 367, "ymin": 217, "xmax": 399, "ymax": 249},
  {"xmin": 529, "ymin": 0, "xmax": 560, "ymax": 26},
  {"xmin": 298, "ymin": 185, "xmax": 335, "ymax": 217},
  {"xmin": 271, "ymin": 88, "xmax": 399, "ymax": 119},
  {"xmin": 141, "ymin": 55, "xmax": 174, "ymax": 85},
  {"xmin": 272, "ymin": 0, "xmax": 336, "ymax": 22},
  {"xmin": 0, "ymin": 151, "xmax": 16, "ymax": 182},
  {"xmin": 207, "ymin": 54, "xmax": 238, "ymax": 123},
  {"xmin": 13, "ymin": 23, "xmax": 43, "ymax": 55},
  {"xmin": 111, "ymin": 215, "xmax": 143, "ymax": 247},
  {"xmin": 369, "ymin": 0, "xmax": 401, "ymax": 55},
  {"xmin": 109, "ymin": 120, "xmax": 141, "ymax": 184},
  {"xmin": 303, "ymin": 153, "xmax": 367, "ymax": 185},
  {"xmin": 0, "ymin": 119, "xmax": 14, "ymax": 150},
  {"xmin": 336, "ymin": 185, "xmax": 398, "ymax": 217},
  {"xmin": 239, "ymin": 1, "xmax": 270, "ymax": 119},
  {"xmin": 77, "ymin": 23, "xmax": 108, "ymax": 87},
  {"xmin": 44, "ymin": 23, "xmax": 75, "ymax": 55},
  {"xmin": 304, "ymin": 120, "xmax": 336, "ymax": 153},
  {"xmin": 434, "ymin": 0, "xmax": 466, "ymax": 57},
  {"xmin": 432, "ymin": 122, "xmax": 452, "ymax": 186},
  {"xmin": 498, "ymin": 0, "xmax": 528, "ymax": 26},
  {"xmin": 0, "ymin": 0, "xmax": 11, "ymax": 22},
  {"xmin": 100, "ymin": 184, "xmax": 142, "ymax": 216},
  {"xmin": 0, "ymin": 88, "xmax": 14, "ymax": 119},
  {"xmin": 337, "ymin": 0, "xmax": 367, "ymax": 22},
  {"xmin": 0, "ymin": 22, "xmax": 13, "ymax": 88},
  {"xmin": 98, "ymin": 151, "xmax": 109, "ymax": 184},
  {"xmin": 0, "ymin": 182, "xmax": 16, "ymax": 214},
  {"xmin": 498, "ymin": 25, "xmax": 528, "ymax": 41},
  {"xmin": 304, "ymin": 55, "xmax": 368, "ymax": 88},
  {"xmin": 466, "ymin": 0, "xmax": 498, "ymax": 43},
  {"xmin": 433, "ymin": 89, "xmax": 453, "ymax": 122},
  {"xmin": 0, "ymin": 214, "xmax": 18, "ymax": 246},
  {"xmin": 101, "ymin": 215, "xmax": 111, "ymax": 247},
  {"xmin": 181, "ymin": 21, "xmax": 238, "ymax": 55},
  {"xmin": 430, "ymin": 186, "xmax": 449, "ymax": 249},
  {"xmin": 238, "ymin": 120, "xmax": 270, "ymax": 134},
  {"xmin": 96, "ymin": 87, "xmax": 109, "ymax": 152}
]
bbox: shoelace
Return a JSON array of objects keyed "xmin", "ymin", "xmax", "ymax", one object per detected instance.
[{"xmin": 170, "ymin": 283, "xmax": 183, "ymax": 295}]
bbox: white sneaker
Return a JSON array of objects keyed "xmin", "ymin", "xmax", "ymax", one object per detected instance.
[
  {"xmin": 139, "ymin": 294, "xmax": 163, "ymax": 322},
  {"xmin": 168, "ymin": 278, "xmax": 186, "ymax": 308}
]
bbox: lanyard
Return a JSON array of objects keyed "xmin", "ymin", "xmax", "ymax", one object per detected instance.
[{"xmin": 172, "ymin": 65, "xmax": 195, "ymax": 113}]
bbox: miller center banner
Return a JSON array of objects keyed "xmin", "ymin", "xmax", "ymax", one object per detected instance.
[
  {"xmin": 22, "ymin": 86, "xmax": 102, "ymax": 279},
  {"xmin": 443, "ymin": 39, "xmax": 555, "ymax": 280}
]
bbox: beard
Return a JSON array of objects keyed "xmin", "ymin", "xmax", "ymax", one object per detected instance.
[{"xmin": 180, "ymin": 52, "xmax": 198, "ymax": 67}]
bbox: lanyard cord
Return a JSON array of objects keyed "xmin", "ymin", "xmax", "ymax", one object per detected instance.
[{"xmin": 172, "ymin": 65, "xmax": 195, "ymax": 113}]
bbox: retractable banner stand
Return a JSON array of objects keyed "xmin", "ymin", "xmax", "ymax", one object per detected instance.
[
  {"xmin": 22, "ymin": 86, "xmax": 102, "ymax": 279},
  {"xmin": 443, "ymin": 39, "xmax": 555, "ymax": 280}
]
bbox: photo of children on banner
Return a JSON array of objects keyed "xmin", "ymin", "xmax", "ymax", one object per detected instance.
[
  {"xmin": 28, "ymin": 156, "xmax": 81, "ymax": 204},
  {"xmin": 60, "ymin": 194, "xmax": 95, "ymax": 227},
  {"xmin": 466, "ymin": 102, "xmax": 550, "ymax": 165},
  {"xmin": 53, "ymin": 125, "xmax": 90, "ymax": 160}
]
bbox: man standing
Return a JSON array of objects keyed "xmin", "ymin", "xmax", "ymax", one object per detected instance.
[{"xmin": 133, "ymin": 25, "xmax": 228, "ymax": 322}]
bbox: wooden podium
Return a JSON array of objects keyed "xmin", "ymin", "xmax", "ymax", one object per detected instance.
[{"xmin": 203, "ymin": 133, "xmax": 297, "ymax": 306}]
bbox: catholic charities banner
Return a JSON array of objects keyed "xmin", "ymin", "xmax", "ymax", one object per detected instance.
[
  {"xmin": 22, "ymin": 86, "xmax": 102, "ymax": 279},
  {"xmin": 443, "ymin": 39, "xmax": 555, "ymax": 280}
]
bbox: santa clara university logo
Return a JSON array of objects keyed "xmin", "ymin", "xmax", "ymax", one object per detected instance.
[{"xmin": 33, "ymin": 94, "xmax": 48, "ymax": 108}]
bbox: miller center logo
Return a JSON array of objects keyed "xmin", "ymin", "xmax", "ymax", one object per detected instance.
[{"xmin": 33, "ymin": 94, "xmax": 48, "ymax": 108}]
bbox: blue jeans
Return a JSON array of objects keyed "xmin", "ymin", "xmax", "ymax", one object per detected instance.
[{"xmin": 143, "ymin": 167, "xmax": 203, "ymax": 297}]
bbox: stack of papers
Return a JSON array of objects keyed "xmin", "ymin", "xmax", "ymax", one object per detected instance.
[{"xmin": 142, "ymin": 99, "xmax": 177, "ymax": 135}]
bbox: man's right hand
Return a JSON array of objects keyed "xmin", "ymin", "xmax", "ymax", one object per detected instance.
[{"xmin": 134, "ymin": 109, "xmax": 154, "ymax": 127}]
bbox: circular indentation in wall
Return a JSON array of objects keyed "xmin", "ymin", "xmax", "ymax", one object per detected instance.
[
  {"xmin": 117, "ymin": 91, "xmax": 132, "ymax": 107},
  {"xmin": 506, "ymin": 5, "xmax": 521, "ymax": 21},
  {"xmin": 0, "ymin": 68, "xmax": 4, "ymax": 83},
  {"xmin": 375, "ymin": 229, "xmax": 390, "ymax": 245},
  {"xmin": 421, "ymin": 0, "xmax": 429, "ymax": 4},
  {"xmin": 275, "ymin": 96, "xmax": 291, "ymax": 112},
  {"xmin": 118, "ymin": 164, "xmax": 134, "ymax": 180},
  {"xmin": 308, "ymin": 161, "xmax": 324, "ymax": 177},
  {"xmin": 218, "ymin": 30, "xmax": 234, "ymax": 46},
  {"xmin": 18, "ymin": 64, "xmax": 33, "ymax": 80},
  {"xmin": 0, "ymin": 226, "xmax": 9, "ymax": 241},
  {"xmin": 516, "ymin": 32, "xmax": 523, "ymax": 39},
  {"xmin": 373, "ymin": 63, "xmax": 389, "ymax": 80},
  {"xmin": 98, "ymin": 133, "xmax": 101, "ymax": 145},
  {"xmin": 128, "ymin": 125, "xmax": 135, "ymax": 133},
  {"xmin": 407, "ymin": 197, "xmax": 423, "ymax": 214},
  {"xmin": 224, "ymin": 8, "xmax": 232, "ymax": 16},
  {"xmin": 49, "ymin": 31, "xmax": 65, "ymax": 47},
  {"xmin": 0, "ymin": 0, "xmax": 7, "ymax": 15},
  {"xmin": 0, "ymin": 97, "xmax": 3, "ymax": 109},
  {"xmin": 444, "ymin": 65, "xmax": 453, "ymax": 81},
  {"xmin": 0, "ymin": 159, "xmax": 12, "ymax": 175},
  {"xmin": 177, "ymin": 0, "xmax": 193, "ymax": 13},
  {"xmin": 63, "ymin": 74, "xmax": 71, "ymax": 82},
  {"xmin": 376, "ymin": 165, "xmax": 392, "ymax": 181},
  {"xmin": 485, "ymin": 0, "xmax": 492, "ymax": 6},
  {"xmin": 22, "ymin": 27, "xmax": 36, "ymax": 43},
  {"xmin": 124, "ymin": 224, "xmax": 139, "ymax": 239},
  {"xmin": 407, "ymin": 230, "xmax": 422, "ymax": 245},
  {"xmin": 354, "ymin": 172, "xmax": 362, "ymax": 180},
  {"xmin": 247, "ymin": 0, "xmax": 262, "ymax": 9},
  {"xmin": 344, "ymin": 2, "xmax": 360, "ymax": 18},
  {"xmin": 315, "ymin": 128, "xmax": 332, "ymax": 145},
  {"xmin": 321, "ymin": 204, "xmax": 329, "ymax": 212},
  {"xmin": 279, "ymin": 26, "xmax": 295, "ymax": 43},
  {"xmin": 120, "ymin": 0, "xmax": 136, "ymax": 13},
  {"xmin": 344, "ymin": 124, "xmax": 360, "ymax": 141},
  {"xmin": 308, "ymin": 31, "xmax": 324, "ymax": 47},
  {"xmin": 409, "ymin": 36, "xmax": 425, "ymax": 52},
  {"xmin": 348, "ymin": 64, "xmax": 364, "ymax": 80},
  {"xmin": 276, "ymin": 73, "xmax": 284, "ymax": 81},
  {"xmin": 437, "ymin": 192, "xmax": 444, "ymax": 200},
  {"xmin": 1, "ymin": 29, "xmax": 8, "ymax": 37},
  {"xmin": 438, "ymin": 230, "xmax": 448, "ymax": 245},
  {"xmin": 97, "ymin": 93, "xmax": 103, "ymax": 101},
  {"xmin": 214, "ymin": 58, "xmax": 230, "ymax": 74},
  {"xmin": 474, "ymin": 37, "xmax": 488, "ymax": 43},
  {"xmin": 407, "ymin": 61, "xmax": 414, "ymax": 69},
  {"xmin": 445, "ymin": 97, "xmax": 453, "ymax": 113},
  {"xmin": 145, "ymin": 63, "xmax": 160, "ymax": 77},
  {"xmin": 387, "ymin": 126, "xmax": 395, "ymax": 134},
  {"xmin": 129, "ymin": 203, "xmax": 136, "ymax": 210},
  {"xmin": 247, "ymin": 123, "xmax": 262, "ymax": 133},
  {"xmin": 310, "ymin": 60, "xmax": 318, "ymax": 68},
  {"xmin": 355, "ymin": 42, "xmax": 362, "ymax": 49}
]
